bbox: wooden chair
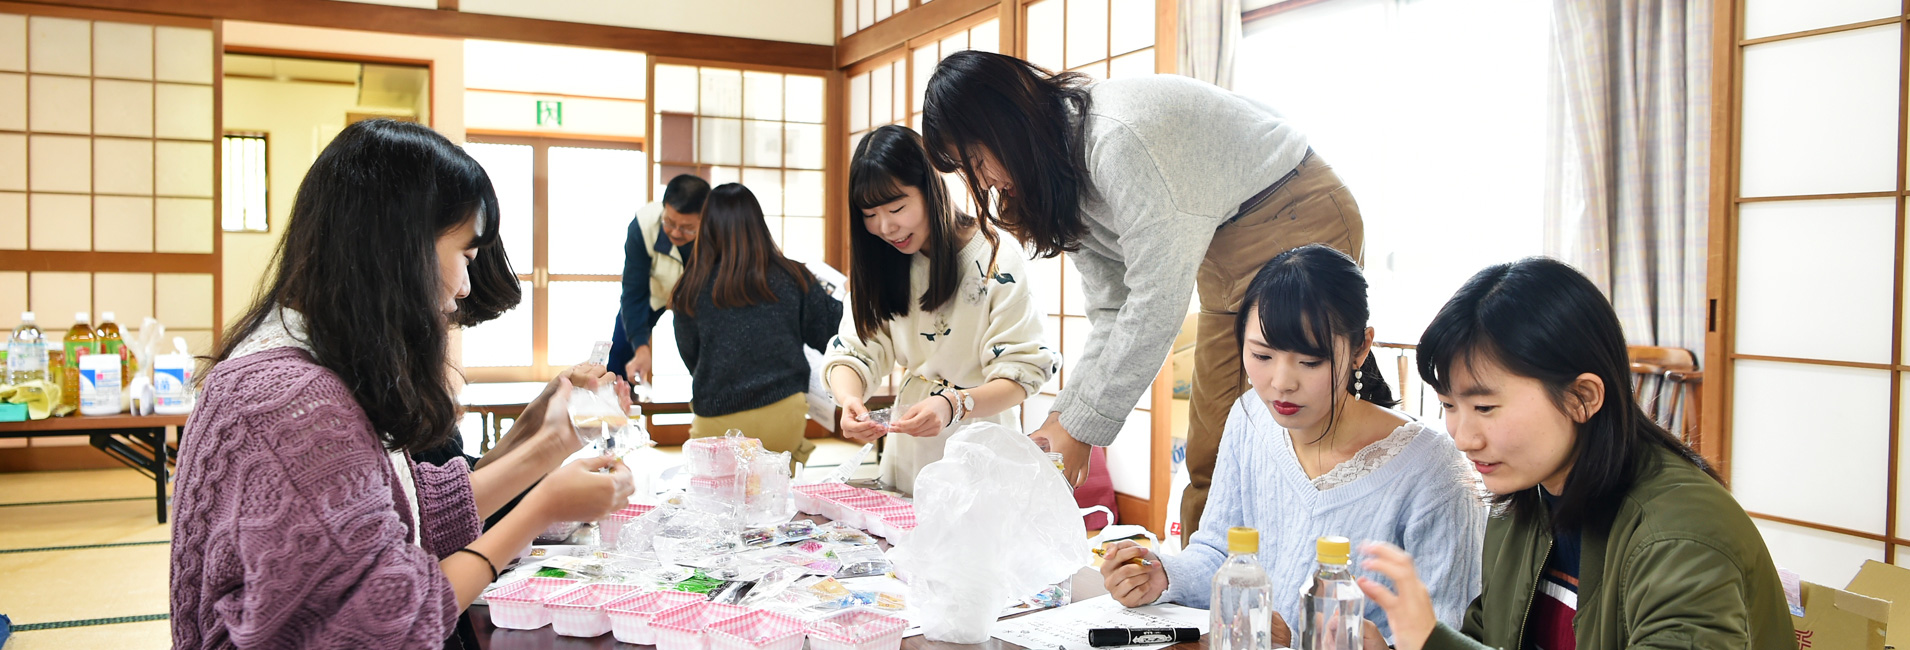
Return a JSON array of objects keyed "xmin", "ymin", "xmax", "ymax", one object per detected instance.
[{"xmin": 1628, "ymin": 346, "xmax": 1702, "ymax": 444}]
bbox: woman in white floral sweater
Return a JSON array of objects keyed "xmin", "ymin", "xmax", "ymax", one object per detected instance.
[{"xmin": 824, "ymin": 125, "xmax": 1059, "ymax": 495}]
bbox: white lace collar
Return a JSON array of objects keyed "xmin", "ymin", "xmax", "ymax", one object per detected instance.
[
  {"xmin": 1310, "ymin": 420, "xmax": 1426, "ymax": 491},
  {"xmin": 230, "ymin": 306, "xmax": 315, "ymax": 360}
]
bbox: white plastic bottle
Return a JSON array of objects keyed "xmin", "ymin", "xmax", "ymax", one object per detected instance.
[
  {"xmin": 7, "ymin": 311, "xmax": 48, "ymax": 385},
  {"xmin": 153, "ymin": 339, "xmax": 195, "ymax": 415},
  {"xmin": 79, "ymin": 352, "xmax": 123, "ymax": 416},
  {"xmin": 1210, "ymin": 527, "xmax": 1274, "ymax": 650},
  {"xmin": 1300, "ymin": 536, "xmax": 1364, "ymax": 650}
]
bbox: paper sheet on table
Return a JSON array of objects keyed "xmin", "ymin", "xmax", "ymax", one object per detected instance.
[{"xmin": 991, "ymin": 595, "xmax": 1209, "ymax": 650}]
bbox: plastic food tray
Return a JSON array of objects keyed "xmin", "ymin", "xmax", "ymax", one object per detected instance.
[
  {"xmin": 604, "ymin": 590, "xmax": 708, "ymax": 645},
  {"xmin": 545, "ymin": 583, "xmax": 644, "ymax": 638},
  {"xmin": 806, "ymin": 609, "xmax": 909, "ymax": 650},
  {"xmin": 651, "ymin": 601, "xmax": 750, "ymax": 650},
  {"xmin": 484, "ymin": 577, "xmax": 580, "ymax": 630},
  {"xmin": 794, "ymin": 483, "xmax": 860, "ymax": 515},
  {"xmin": 600, "ymin": 503, "xmax": 656, "ymax": 547},
  {"xmin": 686, "ymin": 437, "xmax": 761, "ymax": 477},
  {"xmin": 860, "ymin": 505, "xmax": 915, "ymax": 538},
  {"xmin": 707, "ymin": 609, "xmax": 808, "ymax": 650},
  {"xmin": 882, "ymin": 511, "xmax": 917, "ymax": 545},
  {"xmin": 830, "ymin": 493, "xmax": 899, "ymax": 530}
]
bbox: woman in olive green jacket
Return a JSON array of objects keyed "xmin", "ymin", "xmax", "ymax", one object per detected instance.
[{"xmin": 1357, "ymin": 258, "xmax": 1792, "ymax": 649}]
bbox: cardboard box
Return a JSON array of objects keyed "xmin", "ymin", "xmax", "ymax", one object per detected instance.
[{"xmin": 1790, "ymin": 560, "xmax": 1910, "ymax": 650}]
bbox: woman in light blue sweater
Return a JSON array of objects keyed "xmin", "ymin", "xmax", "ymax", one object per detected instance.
[{"xmin": 1100, "ymin": 245, "xmax": 1485, "ymax": 642}]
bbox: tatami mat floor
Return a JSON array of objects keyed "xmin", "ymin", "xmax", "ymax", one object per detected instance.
[{"xmin": 0, "ymin": 437, "xmax": 877, "ymax": 648}]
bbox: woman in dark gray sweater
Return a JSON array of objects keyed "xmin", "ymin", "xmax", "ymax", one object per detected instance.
[{"xmin": 671, "ymin": 183, "xmax": 842, "ymax": 465}]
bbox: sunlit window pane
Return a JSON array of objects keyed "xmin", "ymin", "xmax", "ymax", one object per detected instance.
[
  {"xmin": 548, "ymin": 146, "xmax": 647, "ymax": 275},
  {"xmin": 464, "ymin": 142, "xmax": 534, "ymax": 275},
  {"xmin": 744, "ymin": 71, "xmax": 783, "ymax": 121},
  {"xmin": 871, "ymin": 64, "xmax": 894, "ymax": 126},
  {"xmin": 785, "ymin": 123, "xmax": 825, "ymax": 170},
  {"xmin": 941, "ymin": 31, "xmax": 968, "ymax": 59},
  {"xmin": 548, "ymin": 281, "xmax": 623, "ymax": 367},
  {"xmin": 913, "ymin": 46, "xmax": 939, "ymax": 112},
  {"xmin": 654, "ymin": 64, "xmax": 699, "ymax": 114},
  {"xmin": 1066, "ymin": 0, "xmax": 1110, "ymax": 68},
  {"xmin": 697, "ymin": 117, "xmax": 742, "ymax": 165},
  {"xmin": 461, "ymin": 280, "xmax": 533, "ymax": 367},
  {"xmin": 744, "ymin": 167, "xmax": 785, "ymax": 216},
  {"xmin": 1110, "ymin": 0, "xmax": 1155, "ymax": 56},
  {"xmin": 784, "ymin": 216, "xmax": 825, "ymax": 263},
  {"xmin": 971, "ymin": 20, "xmax": 1001, "ymax": 54},
  {"xmin": 1109, "ymin": 48, "xmax": 1155, "ymax": 79},
  {"xmin": 850, "ymin": 72, "xmax": 871, "ymax": 132},
  {"xmin": 744, "ymin": 120, "xmax": 784, "ymax": 167},
  {"xmin": 1026, "ymin": 0, "xmax": 1065, "ymax": 71},
  {"xmin": 892, "ymin": 62, "xmax": 908, "ymax": 125},
  {"xmin": 785, "ymin": 169, "xmax": 826, "ymax": 217},
  {"xmin": 699, "ymin": 68, "xmax": 743, "ymax": 118},
  {"xmin": 786, "ymin": 75, "xmax": 827, "ymax": 124}
]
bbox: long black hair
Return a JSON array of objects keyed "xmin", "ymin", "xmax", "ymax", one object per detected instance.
[
  {"xmin": 847, "ymin": 125, "xmax": 985, "ymax": 341},
  {"xmin": 922, "ymin": 51, "xmax": 1090, "ymax": 259},
  {"xmin": 671, "ymin": 183, "xmax": 815, "ymax": 317},
  {"xmin": 213, "ymin": 119, "xmax": 518, "ymax": 453},
  {"xmin": 1417, "ymin": 257, "xmax": 1716, "ymax": 534},
  {"xmin": 1237, "ymin": 244, "xmax": 1396, "ymax": 443}
]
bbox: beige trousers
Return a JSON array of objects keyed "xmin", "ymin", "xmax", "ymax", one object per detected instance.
[{"xmin": 1181, "ymin": 152, "xmax": 1364, "ymax": 543}]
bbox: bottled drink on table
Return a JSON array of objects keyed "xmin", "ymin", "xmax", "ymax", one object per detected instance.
[
  {"xmin": 61, "ymin": 313, "xmax": 97, "ymax": 412},
  {"xmin": 7, "ymin": 311, "xmax": 48, "ymax": 385},
  {"xmin": 1300, "ymin": 536, "xmax": 1363, "ymax": 650},
  {"xmin": 96, "ymin": 311, "xmax": 132, "ymax": 389},
  {"xmin": 1210, "ymin": 526, "xmax": 1274, "ymax": 650}
]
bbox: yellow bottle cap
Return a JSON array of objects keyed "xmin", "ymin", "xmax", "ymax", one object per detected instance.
[
  {"xmin": 1317, "ymin": 536, "xmax": 1352, "ymax": 565},
  {"xmin": 1227, "ymin": 527, "xmax": 1259, "ymax": 554}
]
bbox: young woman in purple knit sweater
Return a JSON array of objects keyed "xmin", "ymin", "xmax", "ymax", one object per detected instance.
[{"xmin": 171, "ymin": 119, "xmax": 636, "ymax": 649}]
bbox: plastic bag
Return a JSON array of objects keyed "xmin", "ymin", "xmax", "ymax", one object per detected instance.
[{"xmin": 886, "ymin": 421, "xmax": 1088, "ymax": 643}]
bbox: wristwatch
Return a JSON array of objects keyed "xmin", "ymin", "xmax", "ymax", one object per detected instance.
[{"xmin": 955, "ymin": 388, "xmax": 975, "ymax": 421}]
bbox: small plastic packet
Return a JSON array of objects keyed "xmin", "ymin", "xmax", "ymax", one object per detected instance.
[
  {"xmin": 831, "ymin": 548, "xmax": 894, "ymax": 580},
  {"xmin": 740, "ymin": 566, "xmax": 808, "ymax": 607},
  {"xmin": 865, "ymin": 408, "xmax": 894, "ymax": 431},
  {"xmin": 743, "ymin": 520, "xmax": 816, "ymax": 548},
  {"xmin": 812, "ymin": 521, "xmax": 878, "ymax": 546}
]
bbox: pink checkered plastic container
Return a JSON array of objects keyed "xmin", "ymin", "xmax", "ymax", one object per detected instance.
[
  {"xmin": 484, "ymin": 577, "xmax": 580, "ymax": 630},
  {"xmin": 685, "ymin": 436, "xmax": 759, "ymax": 477},
  {"xmin": 545, "ymin": 583, "xmax": 643, "ymax": 638},
  {"xmin": 795, "ymin": 483, "xmax": 859, "ymax": 515},
  {"xmin": 806, "ymin": 609, "xmax": 909, "ymax": 650},
  {"xmin": 860, "ymin": 505, "xmax": 914, "ymax": 538},
  {"xmin": 882, "ymin": 511, "xmax": 917, "ymax": 544},
  {"xmin": 706, "ymin": 609, "xmax": 807, "ymax": 650},
  {"xmin": 599, "ymin": 503, "xmax": 656, "ymax": 547},
  {"xmin": 651, "ymin": 601, "xmax": 750, "ymax": 650},
  {"xmin": 604, "ymin": 590, "xmax": 707, "ymax": 645},
  {"xmin": 832, "ymin": 493, "xmax": 903, "ymax": 530}
]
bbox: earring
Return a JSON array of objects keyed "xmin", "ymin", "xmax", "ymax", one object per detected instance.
[{"xmin": 1354, "ymin": 369, "xmax": 1364, "ymax": 393}]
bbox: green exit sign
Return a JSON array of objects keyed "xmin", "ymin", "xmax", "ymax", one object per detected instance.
[{"xmin": 536, "ymin": 100, "xmax": 563, "ymax": 126}]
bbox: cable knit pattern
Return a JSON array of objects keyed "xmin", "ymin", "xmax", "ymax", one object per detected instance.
[{"xmin": 171, "ymin": 346, "xmax": 480, "ymax": 649}]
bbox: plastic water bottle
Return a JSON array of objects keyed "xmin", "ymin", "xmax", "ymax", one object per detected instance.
[
  {"xmin": 1300, "ymin": 536, "xmax": 1364, "ymax": 650},
  {"xmin": 1210, "ymin": 527, "xmax": 1274, "ymax": 650},
  {"xmin": 7, "ymin": 311, "xmax": 48, "ymax": 385}
]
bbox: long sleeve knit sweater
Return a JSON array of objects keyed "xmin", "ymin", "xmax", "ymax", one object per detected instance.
[
  {"xmin": 170, "ymin": 346, "xmax": 481, "ymax": 649},
  {"xmin": 674, "ymin": 266, "xmax": 843, "ymax": 417},
  {"xmin": 1159, "ymin": 394, "xmax": 1486, "ymax": 642},
  {"xmin": 1052, "ymin": 75, "xmax": 1313, "ymax": 446}
]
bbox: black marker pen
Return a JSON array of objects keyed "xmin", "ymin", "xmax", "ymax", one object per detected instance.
[{"xmin": 1088, "ymin": 627, "xmax": 1201, "ymax": 647}]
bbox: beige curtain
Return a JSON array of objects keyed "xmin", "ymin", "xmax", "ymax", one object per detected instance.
[
  {"xmin": 1544, "ymin": 0, "xmax": 1711, "ymax": 358},
  {"xmin": 1179, "ymin": 0, "xmax": 1243, "ymax": 87}
]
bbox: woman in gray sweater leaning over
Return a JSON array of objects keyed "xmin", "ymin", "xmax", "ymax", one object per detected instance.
[
  {"xmin": 921, "ymin": 51, "xmax": 1366, "ymax": 542},
  {"xmin": 672, "ymin": 183, "xmax": 842, "ymax": 466}
]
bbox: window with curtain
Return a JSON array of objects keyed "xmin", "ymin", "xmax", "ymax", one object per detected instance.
[{"xmin": 1236, "ymin": 0, "xmax": 1550, "ymax": 346}]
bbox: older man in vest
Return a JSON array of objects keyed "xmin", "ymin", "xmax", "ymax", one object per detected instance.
[{"xmin": 610, "ymin": 174, "xmax": 711, "ymax": 382}]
